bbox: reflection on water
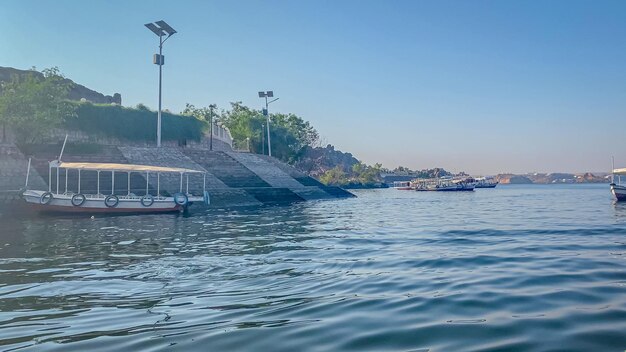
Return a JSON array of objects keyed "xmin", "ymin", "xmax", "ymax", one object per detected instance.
[{"xmin": 1, "ymin": 184, "xmax": 626, "ymax": 351}]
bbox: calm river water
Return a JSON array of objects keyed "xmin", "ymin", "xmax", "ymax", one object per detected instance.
[{"xmin": 1, "ymin": 184, "xmax": 626, "ymax": 351}]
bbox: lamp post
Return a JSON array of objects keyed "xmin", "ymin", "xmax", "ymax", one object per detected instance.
[
  {"xmin": 261, "ymin": 123, "xmax": 265, "ymax": 155},
  {"xmin": 258, "ymin": 91, "xmax": 279, "ymax": 157},
  {"xmin": 208, "ymin": 104, "xmax": 216, "ymax": 151},
  {"xmin": 145, "ymin": 20, "xmax": 177, "ymax": 147}
]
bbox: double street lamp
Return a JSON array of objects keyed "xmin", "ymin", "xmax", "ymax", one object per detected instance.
[
  {"xmin": 145, "ymin": 20, "xmax": 177, "ymax": 147},
  {"xmin": 258, "ymin": 91, "xmax": 279, "ymax": 157}
]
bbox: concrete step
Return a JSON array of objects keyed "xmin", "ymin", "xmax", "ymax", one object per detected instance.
[
  {"xmin": 320, "ymin": 186, "xmax": 357, "ymax": 198},
  {"xmin": 291, "ymin": 186, "xmax": 338, "ymax": 200},
  {"xmin": 206, "ymin": 189, "xmax": 263, "ymax": 207},
  {"xmin": 118, "ymin": 146, "xmax": 220, "ymax": 194},
  {"xmin": 255, "ymin": 154, "xmax": 326, "ymax": 187},
  {"xmin": 243, "ymin": 187, "xmax": 305, "ymax": 204},
  {"xmin": 226, "ymin": 152, "xmax": 306, "ymax": 189},
  {"xmin": 183, "ymin": 150, "xmax": 271, "ymax": 188}
]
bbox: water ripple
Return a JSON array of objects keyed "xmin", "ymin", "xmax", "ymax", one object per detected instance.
[{"xmin": 0, "ymin": 185, "xmax": 626, "ymax": 351}]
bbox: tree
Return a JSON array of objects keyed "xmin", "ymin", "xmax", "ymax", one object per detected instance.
[
  {"xmin": 319, "ymin": 166, "xmax": 348, "ymax": 185},
  {"xmin": 0, "ymin": 67, "xmax": 76, "ymax": 142},
  {"xmin": 219, "ymin": 102, "xmax": 319, "ymax": 163},
  {"xmin": 218, "ymin": 102, "xmax": 264, "ymax": 152},
  {"xmin": 181, "ymin": 103, "xmax": 212, "ymax": 121}
]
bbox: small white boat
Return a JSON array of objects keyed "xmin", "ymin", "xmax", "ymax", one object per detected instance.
[
  {"xmin": 413, "ymin": 177, "xmax": 475, "ymax": 192},
  {"xmin": 474, "ymin": 177, "xmax": 499, "ymax": 189},
  {"xmin": 392, "ymin": 181, "xmax": 413, "ymax": 190},
  {"xmin": 610, "ymin": 168, "xmax": 626, "ymax": 201},
  {"xmin": 22, "ymin": 159, "xmax": 209, "ymax": 214}
]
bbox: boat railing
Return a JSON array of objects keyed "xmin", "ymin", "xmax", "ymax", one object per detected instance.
[{"xmin": 50, "ymin": 192, "xmax": 189, "ymax": 201}]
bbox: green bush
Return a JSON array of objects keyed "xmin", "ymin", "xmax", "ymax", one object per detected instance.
[{"xmin": 65, "ymin": 102, "xmax": 206, "ymax": 142}]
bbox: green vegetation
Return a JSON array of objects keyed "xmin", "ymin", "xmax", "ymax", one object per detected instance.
[
  {"xmin": 390, "ymin": 166, "xmax": 451, "ymax": 179},
  {"xmin": 318, "ymin": 163, "xmax": 382, "ymax": 187},
  {"xmin": 0, "ymin": 66, "xmax": 386, "ymax": 188},
  {"xmin": 66, "ymin": 102, "xmax": 206, "ymax": 142},
  {"xmin": 218, "ymin": 102, "xmax": 319, "ymax": 163},
  {"xmin": 319, "ymin": 162, "xmax": 384, "ymax": 188},
  {"xmin": 0, "ymin": 67, "xmax": 76, "ymax": 142}
]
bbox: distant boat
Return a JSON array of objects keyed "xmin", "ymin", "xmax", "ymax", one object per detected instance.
[
  {"xmin": 610, "ymin": 168, "xmax": 626, "ymax": 201},
  {"xmin": 475, "ymin": 177, "xmax": 499, "ymax": 188},
  {"xmin": 392, "ymin": 181, "xmax": 413, "ymax": 190},
  {"xmin": 413, "ymin": 177, "xmax": 475, "ymax": 192}
]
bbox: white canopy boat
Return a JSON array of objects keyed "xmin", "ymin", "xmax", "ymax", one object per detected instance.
[
  {"xmin": 22, "ymin": 159, "xmax": 210, "ymax": 214},
  {"xmin": 474, "ymin": 177, "xmax": 499, "ymax": 189},
  {"xmin": 610, "ymin": 168, "xmax": 626, "ymax": 201},
  {"xmin": 413, "ymin": 177, "xmax": 475, "ymax": 192},
  {"xmin": 392, "ymin": 181, "xmax": 413, "ymax": 190}
]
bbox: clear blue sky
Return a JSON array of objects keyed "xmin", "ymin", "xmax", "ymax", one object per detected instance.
[{"xmin": 2, "ymin": 0, "xmax": 626, "ymax": 174}]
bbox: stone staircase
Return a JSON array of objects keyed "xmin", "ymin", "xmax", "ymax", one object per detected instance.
[
  {"xmin": 242, "ymin": 187, "xmax": 305, "ymax": 204},
  {"xmin": 183, "ymin": 150, "xmax": 307, "ymax": 204},
  {"xmin": 257, "ymin": 156, "xmax": 355, "ymax": 198},
  {"xmin": 226, "ymin": 152, "xmax": 306, "ymax": 188},
  {"xmin": 255, "ymin": 154, "xmax": 326, "ymax": 187},
  {"xmin": 182, "ymin": 150, "xmax": 271, "ymax": 188},
  {"xmin": 119, "ymin": 146, "xmax": 216, "ymax": 195},
  {"xmin": 229, "ymin": 152, "xmax": 339, "ymax": 200}
]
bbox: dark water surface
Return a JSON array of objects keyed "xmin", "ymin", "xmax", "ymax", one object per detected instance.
[{"xmin": 1, "ymin": 184, "xmax": 626, "ymax": 351}]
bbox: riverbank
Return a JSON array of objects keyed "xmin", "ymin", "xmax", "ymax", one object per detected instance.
[{"xmin": 0, "ymin": 141, "xmax": 355, "ymax": 211}]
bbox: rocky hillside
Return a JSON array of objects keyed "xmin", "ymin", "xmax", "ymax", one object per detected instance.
[
  {"xmin": 0, "ymin": 66, "xmax": 121, "ymax": 105},
  {"xmin": 496, "ymin": 172, "xmax": 609, "ymax": 184},
  {"xmin": 293, "ymin": 145, "xmax": 360, "ymax": 178}
]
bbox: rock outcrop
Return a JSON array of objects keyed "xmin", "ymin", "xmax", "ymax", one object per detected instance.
[{"xmin": 0, "ymin": 66, "xmax": 121, "ymax": 105}]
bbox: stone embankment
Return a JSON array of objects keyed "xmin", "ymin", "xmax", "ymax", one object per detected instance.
[
  {"xmin": 0, "ymin": 143, "xmax": 354, "ymax": 210},
  {"xmin": 0, "ymin": 144, "xmax": 46, "ymax": 204}
]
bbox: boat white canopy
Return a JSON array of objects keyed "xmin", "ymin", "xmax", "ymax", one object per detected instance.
[
  {"xmin": 54, "ymin": 162, "xmax": 204, "ymax": 174},
  {"xmin": 613, "ymin": 168, "xmax": 626, "ymax": 176}
]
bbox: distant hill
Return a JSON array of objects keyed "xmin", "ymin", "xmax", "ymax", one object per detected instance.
[
  {"xmin": 496, "ymin": 172, "xmax": 609, "ymax": 184},
  {"xmin": 496, "ymin": 174, "xmax": 534, "ymax": 184},
  {"xmin": 0, "ymin": 66, "xmax": 121, "ymax": 105}
]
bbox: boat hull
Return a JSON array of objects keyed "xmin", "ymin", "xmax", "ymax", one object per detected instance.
[
  {"xmin": 416, "ymin": 185, "xmax": 475, "ymax": 192},
  {"xmin": 21, "ymin": 190, "xmax": 199, "ymax": 214},
  {"xmin": 611, "ymin": 184, "xmax": 626, "ymax": 201}
]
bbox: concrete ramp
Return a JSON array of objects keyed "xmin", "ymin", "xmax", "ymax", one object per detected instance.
[
  {"xmin": 226, "ymin": 152, "xmax": 347, "ymax": 200},
  {"xmin": 226, "ymin": 152, "xmax": 305, "ymax": 188}
]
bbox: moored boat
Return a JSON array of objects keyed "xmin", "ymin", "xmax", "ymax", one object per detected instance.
[
  {"xmin": 392, "ymin": 181, "xmax": 413, "ymax": 190},
  {"xmin": 474, "ymin": 177, "xmax": 498, "ymax": 188},
  {"xmin": 610, "ymin": 168, "xmax": 626, "ymax": 201},
  {"xmin": 22, "ymin": 159, "xmax": 209, "ymax": 214},
  {"xmin": 413, "ymin": 177, "xmax": 475, "ymax": 192}
]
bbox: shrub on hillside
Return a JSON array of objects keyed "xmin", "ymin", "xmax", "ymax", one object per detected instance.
[{"xmin": 65, "ymin": 102, "xmax": 206, "ymax": 142}]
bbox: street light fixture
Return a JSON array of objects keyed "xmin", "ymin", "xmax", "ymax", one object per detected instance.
[
  {"xmin": 208, "ymin": 104, "xmax": 216, "ymax": 151},
  {"xmin": 145, "ymin": 20, "xmax": 177, "ymax": 147},
  {"xmin": 261, "ymin": 123, "xmax": 265, "ymax": 155},
  {"xmin": 258, "ymin": 91, "xmax": 279, "ymax": 157}
]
